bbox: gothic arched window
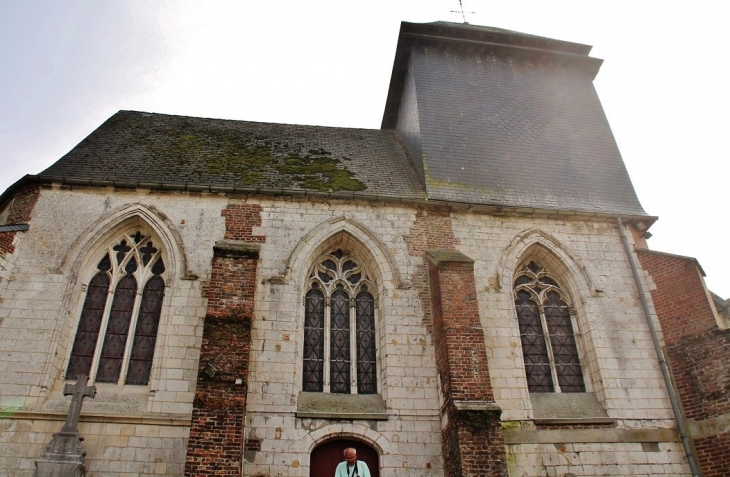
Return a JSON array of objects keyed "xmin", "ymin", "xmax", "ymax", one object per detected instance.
[
  {"xmin": 514, "ymin": 261, "xmax": 585, "ymax": 393},
  {"xmin": 303, "ymin": 249, "xmax": 377, "ymax": 394},
  {"xmin": 66, "ymin": 230, "xmax": 166, "ymax": 386}
]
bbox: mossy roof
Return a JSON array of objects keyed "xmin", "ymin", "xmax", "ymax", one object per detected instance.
[{"xmin": 40, "ymin": 110, "xmax": 426, "ymax": 199}]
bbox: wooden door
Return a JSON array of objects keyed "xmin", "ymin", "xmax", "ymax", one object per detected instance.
[{"xmin": 309, "ymin": 439, "xmax": 379, "ymax": 477}]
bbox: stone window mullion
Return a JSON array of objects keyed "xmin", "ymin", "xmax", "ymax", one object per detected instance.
[
  {"xmin": 323, "ymin": 297, "xmax": 331, "ymax": 393},
  {"xmin": 89, "ymin": 284, "xmax": 116, "ymax": 384},
  {"xmin": 349, "ymin": 296, "xmax": 357, "ymax": 395},
  {"xmin": 538, "ymin": 303, "xmax": 561, "ymax": 393},
  {"xmin": 117, "ymin": 284, "xmax": 144, "ymax": 386}
]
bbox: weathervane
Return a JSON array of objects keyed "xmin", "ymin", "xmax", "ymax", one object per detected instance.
[{"xmin": 451, "ymin": 0, "xmax": 475, "ymax": 24}]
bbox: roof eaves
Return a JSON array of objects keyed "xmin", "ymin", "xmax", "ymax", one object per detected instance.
[
  {"xmin": 418, "ymin": 21, "xmax": 593, "ymax": 54},
  {"xmin": 635, "ymin": 247, "xmax": 706, "ymax": 276},
  {"xmin": 4, "ymin": 175, "xmax": 655, "ymax": 223}
]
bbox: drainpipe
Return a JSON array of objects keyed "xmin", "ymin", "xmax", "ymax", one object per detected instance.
[{"xmin": 617, "ymin": 217, "xmax": 700, "ymax": 477}]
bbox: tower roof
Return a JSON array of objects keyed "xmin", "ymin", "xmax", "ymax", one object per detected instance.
[{"xmin": 379, "ymin": 21, "xmax": 646, "ymax": 217}]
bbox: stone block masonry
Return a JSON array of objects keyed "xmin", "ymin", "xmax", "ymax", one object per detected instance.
[
  {"xmin": 0, "ymin": 186, "xmax": 695, "ymax": 476},
  {"xmin": 638, "ymin": 248, "xmax": 730, "ymax": 476},
  {"xmin": 240, "ymin": 200, "xmax": 689, "ymax": 476},
  {"xmin": 241, "ymin": 199, "xmax": 446, "ymax": 477}
]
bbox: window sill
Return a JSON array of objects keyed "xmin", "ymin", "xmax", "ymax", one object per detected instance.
[
  {"xmin": 295, "ymin": 392, "xmax": 388, "ymax": 420},
  {"xmin": 530, "ymin": 392, "xmax": 611, "ymax": 423},
  {"xmin": 453, "ymin": 400, "xmax": 501, "ymax": 412},
  {"xmin": 533, "ymin": 417, "xmax": 616, "ymax": 426}
]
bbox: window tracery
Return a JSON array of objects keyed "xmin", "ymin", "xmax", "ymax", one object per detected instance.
[
  {"xmin": 66, "ymin": 230, "xmax": 166, "ymax": 386},
  {"xmin": 303, "ymin": 249, "xmax": 377, "ymax": 394},
  {"xmin": 513, "ymin": 260, "xmax": 585, "ymax": 393}
]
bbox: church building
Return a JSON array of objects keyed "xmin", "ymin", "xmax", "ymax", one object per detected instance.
[{"xmin": 1, "ymin": 21, "xmax": 728, "ymax": 477}]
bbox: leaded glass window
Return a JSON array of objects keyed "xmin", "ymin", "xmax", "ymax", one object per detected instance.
[
  {"xmin": 303, "ymin": 249, "xmax": 377, "ymax": 394},
  {"xmin": 67, "ymin": 231, "xmax": 166, "ymax": 386},
  {"xmin": 514, "ymin": 261, "xmax": 585, "ymax": 393}
]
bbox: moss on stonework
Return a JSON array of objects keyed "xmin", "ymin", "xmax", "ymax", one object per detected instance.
[
  {"xmin": 148, "ymin": 127, "xmax": 367, "ymax": 192},
  {"xmin": 500, "ymin": 420, "xmax": 521, "ymax": 431}
]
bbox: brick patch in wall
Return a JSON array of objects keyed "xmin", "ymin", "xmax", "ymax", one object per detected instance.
[
  {"xmin": 0, "ymin": 185, "xmax": 40, "ymax": 257},
  {"xmin": 206, "ymin": 252, "xmax": 258, "ymax": 319},
  {"xmin": 221, "ymin": 203, "xmax": 266, "ymax": 243},
  {"xmin": 403, "ymin": 207, "xmax": 460, "ymax": 331},
  {"xmin": 244, "ymin": 438, "xmax": 261, "ymax": 451}
]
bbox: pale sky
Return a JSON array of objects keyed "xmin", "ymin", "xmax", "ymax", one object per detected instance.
[{"xmin": 1, "ymin": 1, "xmax": 728, "ymax": 298}]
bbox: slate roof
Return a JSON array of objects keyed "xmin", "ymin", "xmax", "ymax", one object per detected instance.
[
  {"xmin": 382, "ymin": 21, "xmax": 649, "ymax": 217},
  {"xmin": 40, "ymin": 111, "xmax": 426, "ymax": 200},
  {"xmin": 30, "ymin": 21, "xmax": 650, "ymax": 219}
]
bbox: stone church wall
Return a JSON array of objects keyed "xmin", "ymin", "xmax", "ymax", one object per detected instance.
[
  {"xmin": 507, "ymin": 442, "xmax": 689, "ymax": 475},
  {"xmin": 458, "ymin": 216, "xmax": 690, "ymax": 475},
  {"xmin": 241, "ymin": 198, "xmax": 445, "ymax": 476},
  {"xmin": 239, "ymin": 198, "xmax": 689, "ymax": 476},
  {"xmin": 0, "ymin": 186, "xmax": 226, "ymax": 476},
  {"xmin": 0, "ymin": 186, "xmax": 693, "ymax": 475}
]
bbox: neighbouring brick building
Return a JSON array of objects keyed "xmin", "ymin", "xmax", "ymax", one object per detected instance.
[
  {"xmin": 0, "ymin": 21, "xmax": 725, "ymax": 476},
  {"xmin": 637, "ymin": 249, "xmax": 730, "ymax": 476}
]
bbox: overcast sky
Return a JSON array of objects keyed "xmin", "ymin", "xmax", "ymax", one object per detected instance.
[{"xmin": 1, "ymin": 0, "xmax": 728, "ymax": 298}]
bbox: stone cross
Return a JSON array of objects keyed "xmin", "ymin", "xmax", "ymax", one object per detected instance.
[
  {"xmin": 36, "ymin": 374, "xmax": 97, "ymax": 477},
  {"xmin": 60, "ymin": 374, "xmax": 96, "ymax": 433}
]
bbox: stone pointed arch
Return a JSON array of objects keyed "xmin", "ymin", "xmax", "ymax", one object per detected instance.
[
  {"xmin": 285, "ymin": 215, "xmax": 407, "ymax": 290},
  {"xmin": 44, "ymin": 203, "xmax": 186, "ymax": 397},
  {"xmin": 58, "ymin": 203, "xmax": 188, "ymax": 282},
  {"xmin": 498, "ymin": 228, "xmax": 596, "ymax": 300}
]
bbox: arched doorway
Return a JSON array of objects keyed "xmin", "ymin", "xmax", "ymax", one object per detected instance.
[{"xmin": 310, "ymin": 439, "xmax": 380, "ymax": 477}]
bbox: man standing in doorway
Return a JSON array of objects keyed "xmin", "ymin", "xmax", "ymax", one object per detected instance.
[{"xmin": 334, "ymin": 447, "xmax": 371, "ymax": 477}]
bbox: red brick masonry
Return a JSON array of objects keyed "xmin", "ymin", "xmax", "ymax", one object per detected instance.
[
  {"xmin": 0, "ymin": 185, "xmax": 40, "ymax": 257},
  {"xmin": 427, "ymin": 250, "xmax": 507, "ymax": 477},
  {"xmin": 221, "ymin": 204, "xmax": 265, "ymax": 243},
  {"xmin": 638, "ymin": 249, "xmax": 730, "ymax": 477},
  {"xmin": 184, "ymin": 316, "xmax": 251, "ymax": 477},
  {"xmin": 185, "ymin": 203, "xmax": 262, "ymax": 476},
  {"xmin": 404, "ymin": 207, "xmax": 461, "ymax": 331}
]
